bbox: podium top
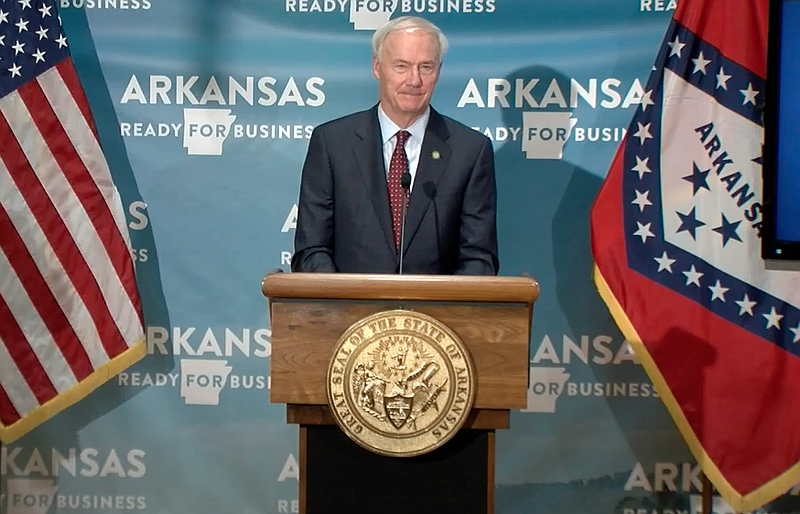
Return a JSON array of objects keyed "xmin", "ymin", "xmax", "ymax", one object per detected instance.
[{"xmin": 261, "ymin": 273, "xmax": 538, "ymax": 304}]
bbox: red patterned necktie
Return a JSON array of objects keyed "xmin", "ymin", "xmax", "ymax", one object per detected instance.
[{"xmin": 387, "ymin": 130, "xmax": 410, "ymax": 249}]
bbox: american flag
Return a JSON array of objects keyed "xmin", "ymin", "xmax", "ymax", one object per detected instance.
[
  {"xmin": 0, "ymin": 0, "xmax": 145, "ymax": 443},
  {"xmin": 592, "ymin": 0, "xmax": 800, "ymax": 511}
]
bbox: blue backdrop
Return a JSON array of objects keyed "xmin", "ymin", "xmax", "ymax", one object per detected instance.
[{"xmin": 3, "ymin": 1, "xmax": 797, "ymax": 514}]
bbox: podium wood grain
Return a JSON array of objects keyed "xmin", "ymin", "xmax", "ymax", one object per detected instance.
[
  {"xmin": 264, "ymin": 274, "xmax": 538, "ymax": 413},
  {"xmin": 269, "ymin": 300, "xmax": 531, "ymax": 409}
]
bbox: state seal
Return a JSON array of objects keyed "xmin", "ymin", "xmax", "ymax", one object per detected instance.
[{"xmin": 326, "ymin": 309, "xmax": 476, "ymax": 457}]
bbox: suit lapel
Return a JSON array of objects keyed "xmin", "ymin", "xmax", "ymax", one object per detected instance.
[
  {"xmin": 403, "ymin": 108, "xmax": 451, "ymax": 252},
  {"xmin": 352, "ymin": 105, "xmax": 397, "ymax": 254}
]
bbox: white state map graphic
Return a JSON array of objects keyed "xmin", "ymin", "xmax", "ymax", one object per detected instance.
[
  {"xmin": 660, "ymin": 69, "xmax": 800, "ymax": 305},
  {"xmin": 180, "ymin": 359, "xmax": 232, "ymax": 405},
  {"xmin": 522, "ymin": 112, "xmax": 577, "ymax": 159},
  {"xmin": 182, "ymin": 108, "xmax": 236, "ymax": 156},
  {"xmin": 6, "ymin": 479, "xmax": 58, "ymax": 514},
  {"xmin": 349, "ymin": 0, "xmax": 396, "ymax": 29},
  {"xmin": 520, "ymin": 367, "xmax": 570, "ymax": 413}
]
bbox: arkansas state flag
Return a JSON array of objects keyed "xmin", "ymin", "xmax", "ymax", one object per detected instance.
[{"xmin": 591, "ymin": 0, "xmax": 800, "ymax": 511}]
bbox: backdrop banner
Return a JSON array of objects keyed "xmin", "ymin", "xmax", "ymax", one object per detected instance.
[{"xmin": 2, "ymin": 1, "xmax": 797, "ymax": 514}]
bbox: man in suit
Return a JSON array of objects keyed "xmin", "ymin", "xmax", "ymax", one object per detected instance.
[{"xmin": 291, "ymin": 16, "xmax": 498, "ymax": 275}]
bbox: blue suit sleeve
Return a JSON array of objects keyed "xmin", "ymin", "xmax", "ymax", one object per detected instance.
[
  {"xmin": 456, "ymin": 136, "xmax": 499, "ymax": 276},
  {"xmin": 291, "ymin": 127, "xmax": 338, "ymax": 273}
]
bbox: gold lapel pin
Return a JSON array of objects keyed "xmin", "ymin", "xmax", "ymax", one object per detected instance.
[{"xmin": 431, "ymin": 150, "xmax": 440, "ymax": 160}]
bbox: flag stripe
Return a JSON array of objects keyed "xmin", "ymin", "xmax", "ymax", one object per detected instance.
[
  {"xmin": 0, "ymin": 235, "xmax": 80, "ymax": 393},
  {"xmin": 48, "ymin": 62, "xmax": 134, "ymax": 254},
  {"xmin": 0, "ymin": 290, "xmax": 56, "ymax": 411},
  {"xmin": 41, "ymin": 65, "xmax": 134, "ymax": 254},
  {"xmin": 53, "ymin": 59, "xmax": 98, "ymax": 140},
  {"xmin": 0, "ymin": 100, "xmax": 108, "ymax": 379},
  {"xmin": 674, "ymin": 0, "xmax": 768, "ymax": 79},
  {"xmin": 0, "ymin": 152, "xmax": 113, "ymax": 371},
  {"xmin": 0, "ymin": 383, "xmax": 22, "ymax": 426},
  {"xmin": 39, "ymin": 67, "xmax": 144, "ymax": 342},
  {"xmin": 38, "ymin": 67, "xmax": 143, "ymax": 328},
  {"xmin": 6, "ymin": 85, "xmax": 132, "ymax": 359}
]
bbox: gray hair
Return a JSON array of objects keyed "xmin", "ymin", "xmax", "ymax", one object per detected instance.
[{"xmin": 371, "ymin": 16, "xmax": 449, "ymax": 64}]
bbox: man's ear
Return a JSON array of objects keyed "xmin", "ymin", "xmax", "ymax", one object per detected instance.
[{"xmin": 372, "ymin": 56, "xmax": 380, "ymax": 80}]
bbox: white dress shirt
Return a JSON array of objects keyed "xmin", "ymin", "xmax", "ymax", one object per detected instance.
[{"xmin": 377, "ymin": 105, "xmax": 430, "ymax": 191}]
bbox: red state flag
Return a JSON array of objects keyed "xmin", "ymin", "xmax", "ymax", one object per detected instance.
[{"xmin": 591, "ymin": 0, "xmax": 800, "ymax": 510}]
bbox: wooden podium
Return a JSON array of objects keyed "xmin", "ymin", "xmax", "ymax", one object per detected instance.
[{"xmin": 262, "ymin": 273, "xmax": 538, "ymax": 514}]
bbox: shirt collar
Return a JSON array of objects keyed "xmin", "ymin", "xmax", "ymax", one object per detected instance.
[{"xmin": 378, "ymin": 104, "xmax": 430, "ymax": 145}]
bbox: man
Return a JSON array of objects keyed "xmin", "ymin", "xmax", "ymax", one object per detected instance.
[{"xmin": 291, "ymin": 16, "xmax": 498, "ymax": 275}]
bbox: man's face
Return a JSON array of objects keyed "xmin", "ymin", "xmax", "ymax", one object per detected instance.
[{"xmin": 373, "ymin": 28, "xmax": 441, "ymax": 127}]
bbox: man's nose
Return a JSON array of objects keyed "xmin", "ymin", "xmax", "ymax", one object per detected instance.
[{"xmin": 406, "ymin": 67, "xmax": 423, "ymax": 86}]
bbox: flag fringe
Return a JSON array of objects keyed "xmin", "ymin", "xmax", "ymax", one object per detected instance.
[
  {"xmin": 593, "ymin": 264, "xmax": 800, "ymax": 513},
  {"xmin": 0, "ymin": 338, "xmax": 146, "ymax": 444}
]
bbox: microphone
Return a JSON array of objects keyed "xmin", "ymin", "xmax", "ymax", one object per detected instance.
[
  {"xmin": 401, "ymin": 171, "xmax": 412, "ymax": 193},
  {"xmin": 398, "ymin": 172, "xmax": 412, "ymax": 274}
]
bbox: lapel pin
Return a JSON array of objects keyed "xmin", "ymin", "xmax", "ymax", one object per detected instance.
[{"xmin": 430, "ymin": 150, "xmax": 440, "ymax": 160}]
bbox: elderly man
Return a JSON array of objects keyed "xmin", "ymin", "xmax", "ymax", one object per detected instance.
[{"xmin": 292, "ymin": 16, "xmax": 498, "ymax": 275}]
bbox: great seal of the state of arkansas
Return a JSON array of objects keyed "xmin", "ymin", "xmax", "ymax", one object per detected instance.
[{"xmin": 326, "ymin": 309, "xmax": 476, "ymax": 457}]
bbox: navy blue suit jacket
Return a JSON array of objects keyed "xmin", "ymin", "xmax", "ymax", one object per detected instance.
[{"xmin": 291, "ymin": 105, "xmax": 498, "ymax": 275}]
